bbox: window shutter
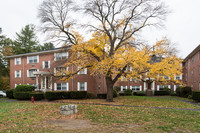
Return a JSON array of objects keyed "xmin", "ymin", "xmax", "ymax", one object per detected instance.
[
  {"xmin": 157, "ymin": 85, "xmax": 159, "ymax": 91},
  {"xmin": 140, "ymin": 85, "xmax": 142, "ymax": 91},
  {"xmin": 42, "ymin": 61, "xmax": 44, "ymax": 69},
  {"xmin": 19, "ymin": 71, "xmax": 21, "ymax": 77},
  {"xmin": 130, "ymin": 67, "xmax": 133, "ymax": 71},
  {"xmin": 77, "ymin": 82, "xmax": 80, "ymax": 91},
  {"xmin": 27, "ymin": 70, "xmax": 29, "ymax": 77},
  {"xmin": 84, "ymin": 68, "xmax": 87, "ymax": 74},
  {"xmin": 168, "ymin": 85, "xmax": 171, "ymax": 89},
  {"xmin": 121, "ymin": 86, "xmax": 123, "ymax": 91},
  {"xmin": 130, "ymin": 78, "xmax": 132, "ymax": 81},
  {"xmin": 130, "ymin": 86, "xmax": 132, "ymax": 90},
  {"xmin": 66, "ymin": 67, "xmax": 69, "ymax": 71},
  {"xmin": 54, "ymin": 53, "xmax": 56, "ymax": 61},
  {"xmin": 126, "ymin": 86, "xmax": 127, "ymax": 89},
  {"xmin": 66, "ymin": 83, "xmax": 69, "ymax": 91},
  {"xmin": 77, "ymin": 66, "xmax": 80, "ymax": 75},
  {"xmin": 66, "ymin": 52, "xmax": 69, "ymax": 59},
  {"xmin": 174, "ymin": 85, "xmax": 176, "ymax": 91},
  {"xmin": 180, "ymin": 74, "xmax": 182, "ymax": 80},
  {"xmin": 37, "ymin": 55, "xmax": 39, "ymax": 63},
  {"xmin": 27, "ymin": 57, "xmax": 29, "ymax": 64},
  {"xmin": 85, "ymin": 82, "xmax": 87, "ymax": 91},
  {"xmin": 19, "ymin": 58, "xmax": 21, "ymax": 64},
  {"xmin": 54, "ymin": 83, "xmax": 57, "ymax": 91},
  {"xmin": 54, "ymin": 68, "xmax": 56, "ymax": 76},
  {"xmin": 48, "ymin": 61, "xmax": 50, "ymax": 68}
]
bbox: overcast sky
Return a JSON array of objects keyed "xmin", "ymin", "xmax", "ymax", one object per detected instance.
[{"xmin": 1, "ymin": 0, "xmax": 200, "ymax": 58}]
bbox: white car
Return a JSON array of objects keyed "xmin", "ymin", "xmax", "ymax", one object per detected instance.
[{"xmin": 0, "ymin": 91, "xmax": 6, "ymax": 97}]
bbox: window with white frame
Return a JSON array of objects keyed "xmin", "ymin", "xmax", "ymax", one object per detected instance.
[
  {"xmin": 15, "ymin": 71, "xmax": 21, "ymax": 78},
  {"xmin": 121, "ymin": 86, "xmax": 127, "ymax": 91},
  {"xmin": 29, "ymin": 84, "xmax": 37, "ymax": 89},
  {"xmin": 175, "ymin": 74, "xmax": 182, "ymax": 80},
  {"xmin": 77, "ymin": 82, "xmax": 87, "ymax": 91},
  {"xmin": 130, "ymin": 86, "xmax": 141, "ymax": 91},
  {"xmin": 55, "ymin": 52, "xmax": 68, "ymax": 61},
  {"xmin": 77, "ymin": 66, "xmax": 87, "ymax": 75},
  {"xmin": 158, "ymin": 85, "xmax": 170, "ymax": 91},
  {"xmin": 55, "ymin": 83, "xmax": 68, "ymax": 91},
  {"xmin": 55, "ymin": 67, "xmax": 69, "ymax": 76},
  {"xmin": 15, "ymin": 57, "xmax": 21, "ymax": 65},
  {"xmin": 28, "ymin": 56, "xmax": 39, "ymax": 63},
  {"xmin": 42, "ymin": 61, "xmax": 50, "ymax": 69},
  {"xmin": 27, "ymin": 69, "xmax": 38, "ymax": 77}
]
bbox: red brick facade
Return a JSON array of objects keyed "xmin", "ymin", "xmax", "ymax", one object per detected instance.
[
  {"xmin": 8, "ymin": 48, "xmax": 182, "ymax": 95},
  {"xmin": 183, "ymin": 45, "xmax": 200, "ymax": 91}
]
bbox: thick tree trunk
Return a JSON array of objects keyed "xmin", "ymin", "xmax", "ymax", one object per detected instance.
[{"xmin": 105, "ymin": 77, "xmax": 114, "ymax": 102}]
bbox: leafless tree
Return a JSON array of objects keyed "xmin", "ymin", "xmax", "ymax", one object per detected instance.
[{"xmin": 38, "ymin": 0, "xmax": 168, "ymax": 102}]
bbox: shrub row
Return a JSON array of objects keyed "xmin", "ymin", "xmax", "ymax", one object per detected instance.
[
  {"xmin": 176, "ymin": 86, "xmax": 192, "ymax": 98},
  {"xmin": 13, "ymin": 85, "xmax": 34, "ymax": 99},
  {"xmin": 45, "ymin": 91, "xmax": 87, "ymax": 101},
  {"xmin": 133, "ymin": 91, "xmax": 146, "ymax": 96},
  {"xmin": 6, "ymin": 89, "xmax": 14, "ymax": 99},
  {"xmin": 192, "ymin": 91, "xmax": 200, "ymax": 102},
  {"xmin": 14, "ymin": 92, "xmax": 44, "ymax": 100},
  {"xmin": 154, "ymin": 91, "xmax": 170, "ymax": 96}
]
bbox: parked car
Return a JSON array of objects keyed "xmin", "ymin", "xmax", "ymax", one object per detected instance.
[{"xmin": 0, "ymin": 90, "xmax": 6, "ymax": 97}]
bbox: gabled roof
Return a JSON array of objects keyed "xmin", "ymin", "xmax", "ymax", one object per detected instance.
[
  {"xmin": 184, "ymin": 44, "xmax": 200, "ymax": 62},
  {"xmin": 6, "ymin": 46, "xmax": 70, "ymax": 58}
]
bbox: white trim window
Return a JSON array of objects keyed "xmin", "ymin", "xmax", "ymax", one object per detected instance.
[
  {"xmin": 130, "ymin": 86, "xmax": 141, "ymax": 91},
  {"xmin": 121, "ymin": 86, "xmax": 127, "ymax": 91},
  {"xmin": 55, "ymin": 67, "xmax": 69, "ymax": 76},
  {"xmin": 54, "ymin": 52, "xmax": 69, "ymax": 61},
  {"xmin": 54, "ymin": 83, "xmax": 69, "ymax": 91},
  {"xmin": 15, "ymin": 71, "xmax": 21, "ymax": 78},
  {"xmin": 42, "ymin": 61, "xmax": 50, "ymax": 69},
  {"xmin": 77, "ymin": 82, "xmax": 87, "ymax": 91},
  {"xmin": 157, "ymin": 85, "xmax": 170, "ymax": 91},
  {"xmin": 27, "ymin": 69, "xmax": 38, "ymax": 77},
  {"xmin": 27, "ymin": 55, "xmax": 39, "ymax": 64},
  {"xmin": 15, "ymin": 57, "xmax": 21, "ymax": 65},
  {"xmin": 77, "ymin": 66, "xmax": 87, "ymax": 75},
  {"xmin": 175, "ymin": 74, "xmax": 182, "ymax": 80}
]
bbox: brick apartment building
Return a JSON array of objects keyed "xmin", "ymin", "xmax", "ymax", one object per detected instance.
[
  {"xmin": 183, "ymin": 45, "xmax": 200, "ymax": 91},
  {"xmin": 7, "ymin": 47, "xmax": 182, "ymax": 95}
]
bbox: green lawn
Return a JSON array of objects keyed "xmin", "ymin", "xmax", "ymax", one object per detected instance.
[{"xmin": 0, "ymin": 96, "xmax": 200, "ymax": 132}]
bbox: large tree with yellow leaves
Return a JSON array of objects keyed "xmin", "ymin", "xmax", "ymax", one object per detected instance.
[{"xmin": 38, "ymin": 0, "xmax": 182, "ymax": 102}]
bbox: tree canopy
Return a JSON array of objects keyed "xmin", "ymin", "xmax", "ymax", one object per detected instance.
[{"xmin": 38, "ymin": 0, "xmax": 181, "ymax": 102}]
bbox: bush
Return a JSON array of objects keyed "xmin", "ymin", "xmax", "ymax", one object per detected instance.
[
  {"xmin": 114, "ymin": 86, "xmax": 121, "ymax": 92},
  {"xmin": 87, "ymin": 92, "xmax": 96, "ymax": 99},
  {"xmin": 6, "ymin": 89, "xmax": 14, "ymax": 99},
  {"xmin": 170, "ymin": 92, "xmax": 177, "ymax": 96},
  {"xmin": 124, "ymin": 89, "xmax": 132, "ymax": 96},
  {"xmin": 29, "ymin": 92, "xmax": 44, "ymax": 100},
  {"xmin": 63, "ymin": 92, "xmax": 71, "ymax": 99},
  {"xmin": 180, "ymin": 86, "xmax": 192, "ymax": 98},
  {"xmin": 119, "ymin": 92, "xmax": 125, "ymax": 96},
  {"xmin": 154, "ymin": 91, "xmax": 170, "ymax": 96},
  {"xmin": 192, "ymin": 91, "xmax": 200, "ymax": 102},
  {"xmin": 45, "ymin": 91, "xmax": 65, "ymax": 101},
  {"xmin": 176, "ymin": 87, "xmax": 181, "ymax": 97},
  {"xmin": 113, "ymin": 89, "xmax": 118, "ymax": 98},
  {"xmin": 134, "ymin": 91, "xmax": 146, "ymax": 96},
  {"xmin": 13, "ymin": 85, "xmax": 34, "ymax": 99},
  {"xmin": 97, "ymin": 93, "xmax": 107, "ymax": 99},
  {"xmin": 70, "ymin": 91, "xmax": 87, "ymax": 99},
  {"xmin": 14, "ymin": 92, "xmax": 31, "ymax": 100}
]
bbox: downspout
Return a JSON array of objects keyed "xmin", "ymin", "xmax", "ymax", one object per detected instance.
[
  {"xmin": 23, "ymin": 56, "xmax": 25, "ymax": 84},
  {"xmin": 72, "ymin": 64, "xmax": 73, "ymax": 91}
]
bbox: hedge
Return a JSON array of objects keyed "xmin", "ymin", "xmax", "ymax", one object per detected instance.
[
  {"xmin": 97, "ymin": 93, "xmax": 107, "ymax": 99},
  {"xmin": 154, "ymin": 91, "xmax": 170, "ymax": 96},
  {"xmin": 180, "ymin": 86, "xmax": 192, "ymax": 98},
  {"xmin": 124, "ymin": 89, "xmax": 132, "ymax": 96},
  {"xmin": 87, "ymin": 92, "xmax": 96, "ymax": 99},
  {"xmin": 6, "ymin": 89, "xmax": 14, "ymax": 99},
  {"xmin": 192, "ymin": 91, "xmax": 200, "ymax": 102},
  {"xmin": 70, "ymin": 91, "xmax": 87, "ymax": 99},
  {"xmin": 14, "ymin": 92, "xmax": 31, "ymax": 100},
  {"xmin": 45, "ymin": 91, "xmax": 66, "ymax": 101},
  {"xmin": 14, "ymin": 85, "xmax": 34, "ymax": 99},
  {"xmin": 133, "ymin": 91, "xmax": 146, "ymax": 96},
  {"xmin": 29, "ymin": 92, "xmax": 44, "ymax": 100}
]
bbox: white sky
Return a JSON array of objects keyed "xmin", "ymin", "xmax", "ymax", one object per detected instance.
[{"xmin": 0, "ymin": 0, "xmax": 200, "ymax": 58}]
